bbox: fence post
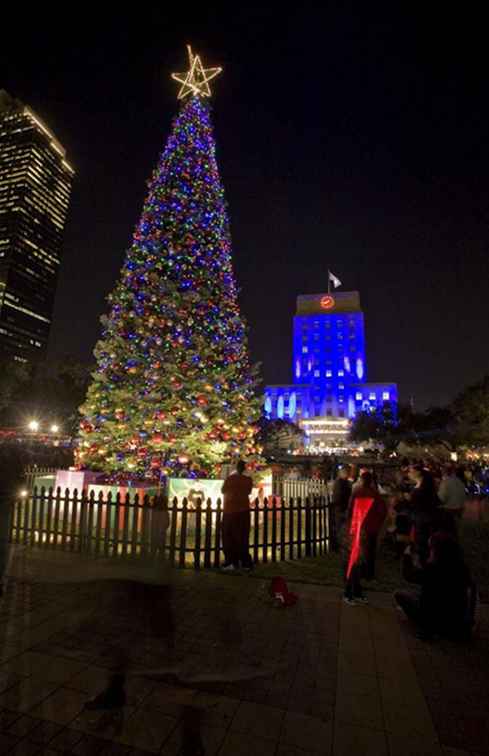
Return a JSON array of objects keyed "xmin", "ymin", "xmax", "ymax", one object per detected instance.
[
  {"xmin": 262, "ymin": 498, "xmax": 269, "ymax": 563},
  {"xmin": 130, "ymin": 494, "xmax": 139, "ymax": 558},
  {"xmin": 326, "ymin": 491, "xmax": 331, "ymax": 553},
  {"xmin": 214, "ymin": 498, "xmax": 222, "ymax": 568},
  {"xmin": 288, "ymin": 498, "xmax": 294, "ymax": 560},
  {"xmin": 203, "ymin": 499, "xmax": 212, "ymax": 568},
  {"xmin": 22, "ymin": 490, "xmax": 31, "ymax": 546},
  {"xmin": 92, "ymin": 492, "xmax": 102, "ymax": 555},
  {"xmin": 279, "ymin": 496, "xmax": 286, "ymax": 561},
  {"xmin": 305, "ymin": 497, "xmax": 312, "ymax": 557},
  {"xmin": 121, "ymin": 494, "xmax": 130, "ymax": 557},
  {"xmin": 253, "ymin": 499, "xmax": 259, "ymax": 564},
  {"xmin": 169, "ymin": 497, "xmax": 178, "ymax": 567},
  {"xmin": 140, "ymin": 495, "xmax": 150, "ymax": 557},
  {"xmin": 271, "ymin": 497, "xmax": 278, "ymax": 563},
  {"xmin": 297, "ymin": 497, "xmax": 303, "ymax": 559},
  {"xmin": 60, "ymin": 489, "xmax": 69, "ymax": 550},
  {"xmin": 318, "ymin": 495, "xmax": 324, "ymax": 555},
  {"xmin": 69, "ymin": 489, "xmax": 78, "ymax": 552},
  {"xmin": 312, "ymin": 496, "xmax": 318, "ymax": 557},
  {"xmin": 52, "ymin": 488, "xmax": 61, "ymax": 548},
  {"xmin": 179, "ymin": 498, "xmax": 188, "ymax": 568},
  {"xmin": 79, "ymin": 490, "xmax": 88, "ymax": 553},
  {"xmin": 194, "ymin": 498, "xmax": 202, "ymax": 570}
]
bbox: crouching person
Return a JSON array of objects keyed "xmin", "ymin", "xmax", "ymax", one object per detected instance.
[{"xmin": 394, "ymin": 533, "xmax": 476, "ymax": 641}]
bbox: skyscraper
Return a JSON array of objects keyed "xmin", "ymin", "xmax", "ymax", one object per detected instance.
[
  {"xmin": 264, "ymin": 290, "xmax": 397, "ymax": 447},
  {"xmin": 0, "ymin": 90, "xmax": 74, "ymax": 362}
]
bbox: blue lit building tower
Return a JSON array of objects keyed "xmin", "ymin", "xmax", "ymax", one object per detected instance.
[{"xmin": 264, "ymin": 290, "xmax": 397, "ymax": 446}]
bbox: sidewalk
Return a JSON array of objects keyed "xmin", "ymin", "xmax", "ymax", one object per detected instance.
[{"xmin": 0, "ymin": 546, "xmax": 486, "ymax": 755}]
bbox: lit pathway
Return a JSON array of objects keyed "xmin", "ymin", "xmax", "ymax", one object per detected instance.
[{"xmin": 0, "ymin": 546, "xmax": 486, "ymax": 755}]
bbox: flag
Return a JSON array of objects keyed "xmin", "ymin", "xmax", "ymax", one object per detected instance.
[{"xmin": 328, "ymin": 271, "xmax": 342, "ymax": 289}]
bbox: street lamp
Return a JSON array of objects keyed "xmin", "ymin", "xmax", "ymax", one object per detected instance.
[
  {"xmin": 50, "ymin": 424, "xmax": 60, "ymax": 434},
  {"xmin": 28, "ymin": 420, "xmax": 40, "ymax": 432}
]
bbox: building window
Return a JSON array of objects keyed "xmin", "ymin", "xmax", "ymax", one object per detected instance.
[
  {"xmin": 338, "ymin": 370, "xmax": 344, "ymax": 377},
  {"xmin": 382, "ymin": 391, "xmax": 390, "ymax": 400},
  {"xmin": 302, "ymin": 346, "xmax": 308, "ymax": 354},
  {"xmin": 339, "ymin": 383, "xmax": 344, "ymax": 390},
  {"xmin": 314, "ymin": 370, "xmax": 320, "ymax": 377},
  {"xmin": 339, "ymin": 396, "xmax": 344, "ymax": 403},
  {"xmin": 326, "ymin": 370, "xmax": 332, "ymax": 377},
  {"xmin": 355, "ymin": 392, "xmax": 362, "ymax": 401},
  {"xmin": 338, "ymin": 409, "xmax": 345, "ymax": 418},
  {"xmin": 326, "ymin": 408, "xmax": 332, "ymax": 416},
  {"xmin": 369, "ymin": 392, "xmax": 376, "ymax": 401}
]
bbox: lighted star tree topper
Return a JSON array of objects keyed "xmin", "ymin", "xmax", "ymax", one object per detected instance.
[{"xmin": 77, "ymin": 47, "xmax": 261, "ymax": 480}]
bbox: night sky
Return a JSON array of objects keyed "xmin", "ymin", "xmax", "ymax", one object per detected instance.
[{"xmin": 2, "ymin": 6, "xmax": 488, "ymax": 409}]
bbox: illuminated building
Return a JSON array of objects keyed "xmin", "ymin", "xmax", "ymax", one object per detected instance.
[
  {"xmin": 264, "ymin": 291, "xmax": 397, "ymax": 444},
  {"xmin": 0, "ymin": 90, "xmax": 74, "ymax": 362}
]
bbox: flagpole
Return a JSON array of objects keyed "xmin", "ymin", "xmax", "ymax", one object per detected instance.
[{"xmin": 327, "ymin": 270, "xmax": 331, "ymax": 295}]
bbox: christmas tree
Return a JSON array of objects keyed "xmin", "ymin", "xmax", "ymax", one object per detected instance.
[{"xmin": 77, "ymin": 47, "xmax": 261, "ymax": 480}]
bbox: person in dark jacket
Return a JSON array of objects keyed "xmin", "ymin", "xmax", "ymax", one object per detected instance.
[
  {"xmin": 394, "ymin": 533, "xmax": 476, "ymax": 641},
  {"xmin": 342, "ymin": 471, "xmax": 386, "ymax": 604},
  {"xmin": 407, "ymin": 467, "xmax": 441, "ymax": 564},
  {"xmin": 331, "ymin": 466, "xmax": 352, "ymax": 552}
]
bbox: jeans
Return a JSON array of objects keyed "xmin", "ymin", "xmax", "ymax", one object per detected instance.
[
  {"xmin": 344, "ymin": 564, "xmax": 363, "ymax": 599},
  {"xmin": 222, "ymin": 511, "xmax": 252, "ymax": 568},
  {"xmin": 364, "ymin": 533, "xmax": 378, "ymax": 580}
]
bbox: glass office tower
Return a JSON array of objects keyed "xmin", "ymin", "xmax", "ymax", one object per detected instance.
[{"xmin": 0, "ymin": 90, "xmax": 74, "ymax": 362}]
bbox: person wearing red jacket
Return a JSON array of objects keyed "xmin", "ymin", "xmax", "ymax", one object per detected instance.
[{"xmin": 343, "ymin": 471, "xmax": 387, "ymax": 605}]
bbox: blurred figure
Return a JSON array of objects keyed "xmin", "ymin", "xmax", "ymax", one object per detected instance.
[
  {"xmin": 0, "ymin": 450, "xmax": 24, "ymax": 597},
  {"xmin": 407, "ymin": 466, "xmax": 440, "ymax": 564},
  {"xmin": 395, "ymin": 533, "xmax": 476, "ymax": 641},
  {"xmin": 221, "ymin": 459, "xmax": 253, "ymax": 571},
  {"xmin": 343, "ymin": 471, "xmax": 386, "ymax": 605},
  {"xmin": 331, "ymin": 466, "xmax": 352, "ymax": 552},
  {"xmin": 438, "ymin": 464, "xmax": 466, "ymax": 521}
]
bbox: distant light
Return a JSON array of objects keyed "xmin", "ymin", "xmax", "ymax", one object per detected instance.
[
  {"xmin": 50, "ymin": 424, "xmax": 59, "ymax": 433},
  {"xmin": 28, "ymin": 420, "xmax": 40, "ymax": 432},
  {"xmin": 20, "ymin": 490, "xmax": 28, "ymax": 497}
]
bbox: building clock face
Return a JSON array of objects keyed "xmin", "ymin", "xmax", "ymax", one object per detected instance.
[{"xmin": 320, "ymin": 295, "xmax": 335, "ymax": 310}]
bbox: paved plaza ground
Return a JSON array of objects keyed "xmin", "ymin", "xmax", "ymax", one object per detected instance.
[{"xmin": 0, "ymin": 546, "xmax": 488, "ymax": 755}]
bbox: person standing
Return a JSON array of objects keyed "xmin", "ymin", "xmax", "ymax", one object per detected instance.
[
  {"xmin": 221, "ymin": 460, "xmax": 253, "ymax": 571},
  {"xmin": 331, "ymin": 466, "xmax": 352, "ymax": 552},
  {"xmin": 407, "ymin": 467, "xmax": 441, "ymax": 564},
  {"xmin": 438, "ymin": 465, "xmax": 466, "ymax": 520},
  {"xmin": 343, "ymin": 471, "xmax": 386, "ymax": 605}
]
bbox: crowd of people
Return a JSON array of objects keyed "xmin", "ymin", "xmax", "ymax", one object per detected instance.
[{"xmin": 332, "ymin": 460, "xmax": 478, "ymax": 641}]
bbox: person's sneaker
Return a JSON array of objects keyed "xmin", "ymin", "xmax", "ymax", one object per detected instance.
[
  {"xmin": 343, "ymin": 597, "xmax": 357, "ymax": 606},
  {"xmin": 356, "ymin": 596, "xmax": 369, "ymax": 605}
]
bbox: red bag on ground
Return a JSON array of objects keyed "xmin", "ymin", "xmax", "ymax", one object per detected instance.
[{"xmin": 270, "ymin": 576, "xmax": 298, "ymax": 607}]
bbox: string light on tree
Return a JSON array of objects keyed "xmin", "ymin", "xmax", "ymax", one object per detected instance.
[{"xmin": 77, "ymin": 46, "xmax": 261, "ymax": 480}]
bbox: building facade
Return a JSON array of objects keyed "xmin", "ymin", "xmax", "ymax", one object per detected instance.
[
  {"xmin": 264, "ymin": 291, "xmax": 397, "ymax": 446},
  {"xmin": 0, "ymin": 90, "xmax": 74, "ymax": 362}
]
